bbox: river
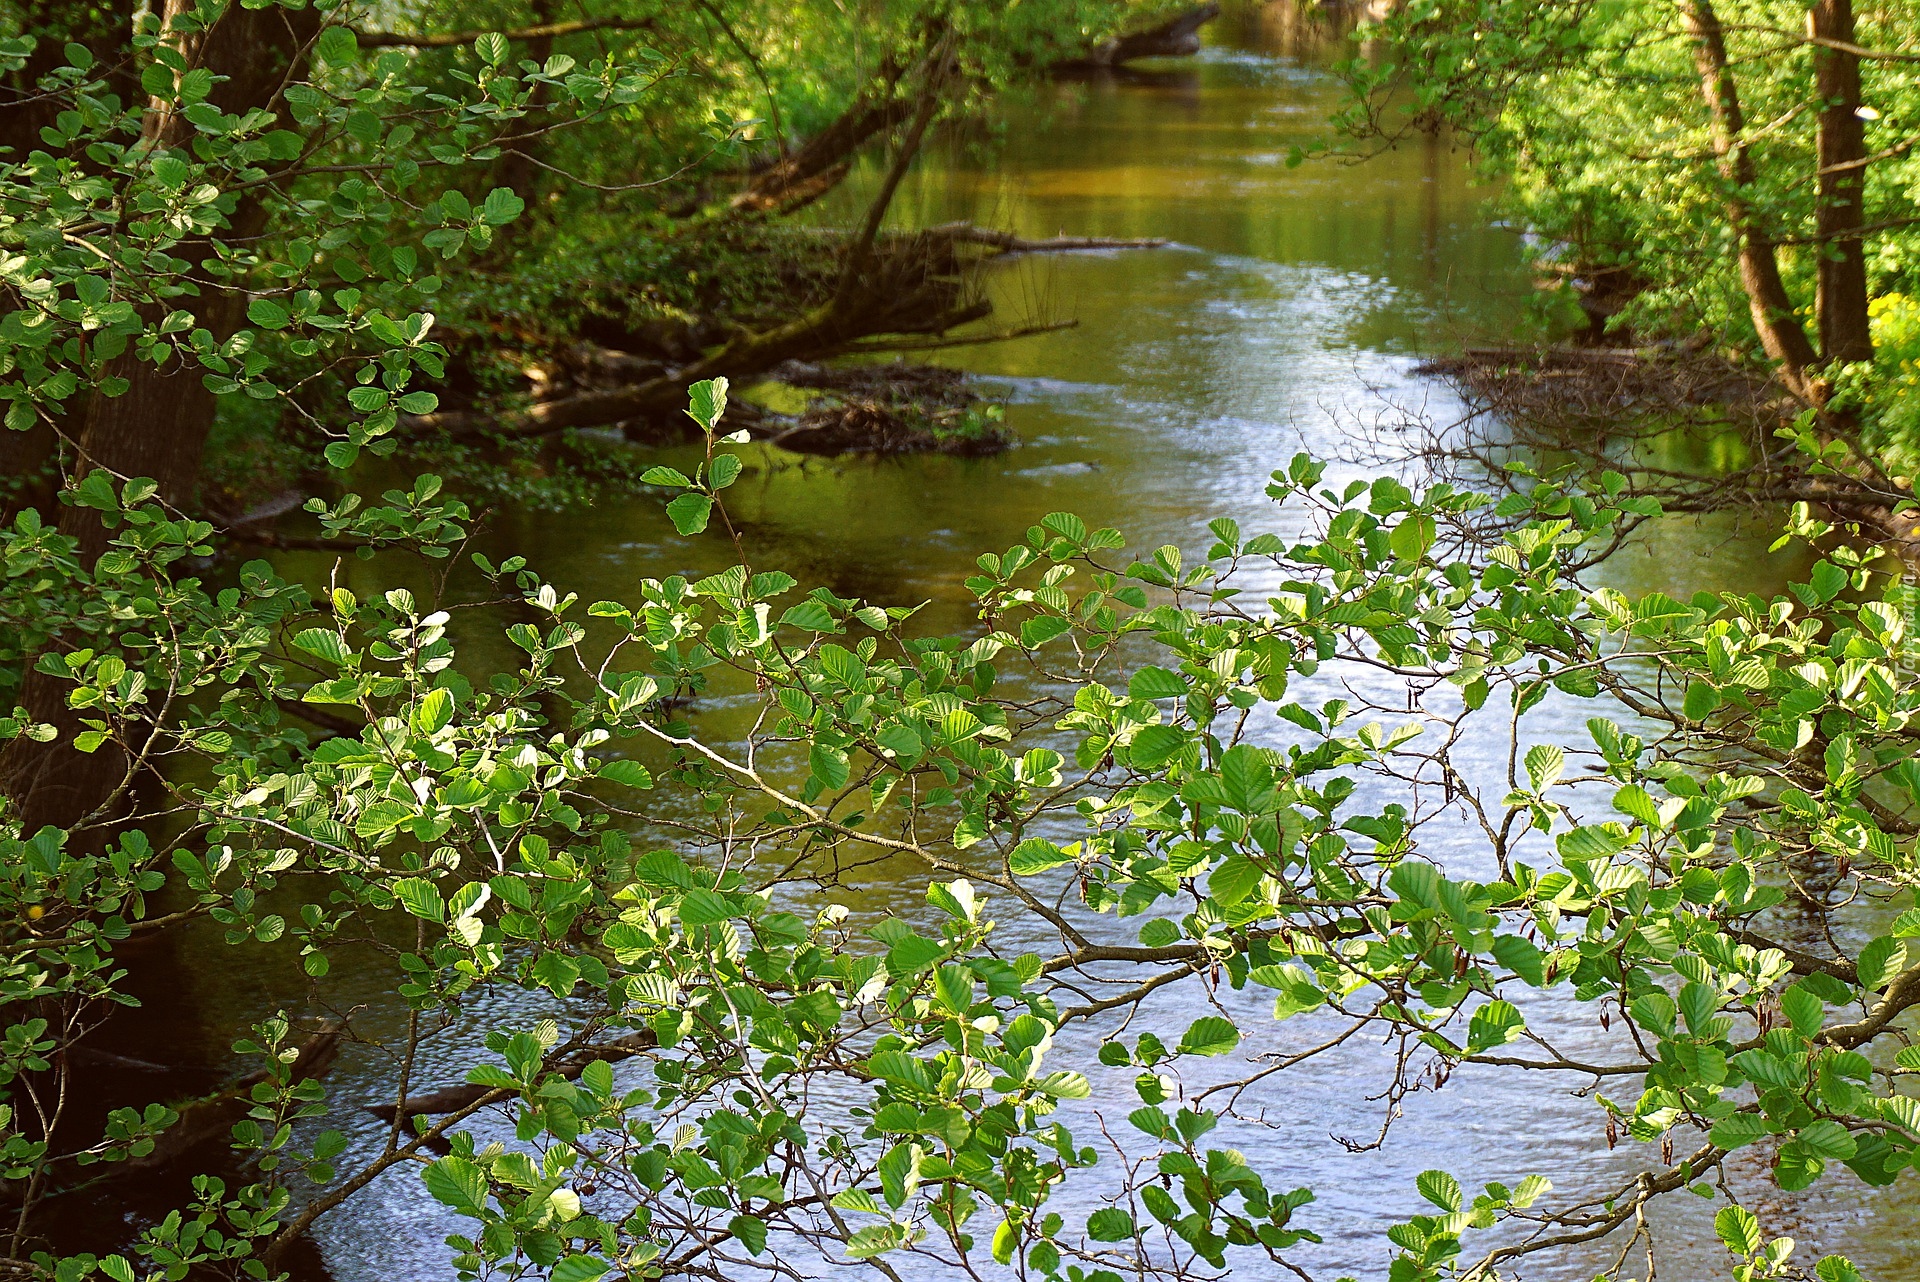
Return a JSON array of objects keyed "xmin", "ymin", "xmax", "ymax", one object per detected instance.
[{"xmin": 92, "ymin": 4, "xmax": 1916, "ymax": 1279}]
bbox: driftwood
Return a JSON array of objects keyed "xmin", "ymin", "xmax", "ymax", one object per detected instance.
[
  {"xmin": 365, "ymin": 1029, "xmax": 660, "ymax": 1128},
  {"xmin": 923, "ymin": 222, "xmax": 1168, "ymax": 254},
  {"xmin": 402, "ymin": 221, "xmax": 1146, "ymax": 447},
  {"xmin": 1054, "ymin": 3, "xmax": 1222, "ymax": 69}
]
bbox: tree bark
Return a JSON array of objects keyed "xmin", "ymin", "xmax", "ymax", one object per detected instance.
[
  {"xmin": 1677, "ymin": 0, "xmax": 1820, "ymax": 396},
  {"xmin": 3, "ymin": 2, "xmax": 318, "ymax": 834},
  {"xmin": 1810, "ymin": 0, "xmax": 1873, "ymax": 363},
  {"xmin": 66, "ymin": 1, "xmax": 317, "ymax": 542},
  {"xmin": 729, "ymin": 91, "xmax": 912, "ymax": 214}
]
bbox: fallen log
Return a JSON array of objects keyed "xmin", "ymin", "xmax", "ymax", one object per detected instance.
[
  {"xmin": 1054, "ymin": 3, "xmax": 1221, "ymax": 69},
  {"xmin": 924, "ymin": 222, "xmax": 1168, "ymax": 254},
  {"xmin": 730, "ymin": 87, "xmax": 912, "ymax": 214}
]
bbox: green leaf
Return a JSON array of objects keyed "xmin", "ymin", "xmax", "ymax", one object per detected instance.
[
  {"xmin": 846, "ymin": 1223, "xmax": 908, "ymax": 1260},
  {"xmin": 1797, "ymin": 1120, "xmax": 1856, "ymax": 1163},
  {"xmin": 315, "ymin": 25, "xmax": 358, "ymax": 66},
  {"xmin": 1207, "ymin": 854, "xmax": 1263, "ymax": 907},
  {"xmin": 1129, "ymin": 666, "xmax": 1188, "ymax": 699},
  {"xmin": 1817, "ymin": 1259, "xmax": 1867, "ymax": 1282},
  {"xmin": 679, "ymin": 888, "xmax": 734, "ymax": 927},
  {"xmin": 1087, "ymin": 1207, "xmax": 1135, "ymax": 1242},
  {"xmin": 1036, "ymin": 1070, "xmax": 1091, "ymax": 1099},
  {"xmin": 831, "ymin": 1188, "xmax": 884, "ymax": 1214},
  {"xmin": 780, "ymin": 601, "xmax": 838, "ymax": 631},
  {"xmin": 1021, "ymin": 614, "xmax": 1072, "ymax": 648},
  {"xmin": 1492, "ymin": 934, "xmax": 1546, "ymax": 986},
  {"xmin": 391, "ymin": 877, "xmax": 445, "ymax": 922},
  {"xmin": 641, "ymin": 467, "xmax": 692, "ymax": 488},
  {"xmin": 1806, "ymin": 560, "xmax": 1847, "ymax": 604},
  {"xmin": 481, "ymin": 186, "xmax": 525, "ymax": 225},
  {"xmin": 1773, "ymin": 1141, "xmax": 1823, "ymax": 1191},
  {"xmin": 1715, "ymin": 1205, "xmax": 1761, "ymax": 1256},
  {"xmin": 1710, "ymin": 1114, "xmax": 1772, "ymax": 1149},
  {"xmin": 1467, "ymin": 999, "xmax": 1524, "ymax": 1050},
  {"xmin": 810, "ymin": 743, "xmax": 850, "ymax": 790},
  {"xmin": 474, "ymin": 31, "xmax": 510, "ymax": 66},
  {"xmin": 598, "ymin": 759, "xmax": 653, "ymax": 788},
  {"xmin": 665, "ymin": 492, "xmax": 713, "ymax": 536},
  {"xmin": 1177, "ymin": 1016, "xmax": 1240, "ymax": 1057},
  {"xmin": 687, "ymin": 377, "xmax": 729, "ymax": 432},
  {"xmin": 1523, "ymin": 743, "xmax": 1563, "ymax": 792},
  {"xmin": 1857, "ymin": 936, "xmax": 1907, "ymax": 991},
  {"xmin": 549, "ymin": 1257, "xmax": 608, "ymax": 1282},
  {"xmin": 1389, "ymin": 513, "xmax": 1436, "ymax": 561},
  {"xmin": 1129, "ymin": 724, "xmax": 1187, "ymax": 769},
  {"xmin": 247, "ymin": 297, "xmax": 290, "ymax": 330},
  {"xmin": 885, "ymin": 934, "xmax": 945, "ymax": 978},
  {"xmin": 413, "ymin": 687, "xmax": 453, "ymax": 734},
  {"xmin": 140, "ymin": 62, "xmax": 175, "ymax": 99},
  {"xmin": 423, "ymin": 1156, "xmax": 488, "ymax": 1214},
  {"xmin": 728, "ymin": 1215, "xmax": 768, "ymax": 1256},
  {"xmin": 1009, "ymin": 838, "xmax": 1072, "ymax": 875},
  {"xmin": 1684, "ymin": 681, "xmax": 1721, "ymax": 721},
  {"xmin": 1613, "ymin": 784, "xmax": 1661, "ymax": 827},
  {"xmin": 1417, "ymin": 1169, "xmax": 1462, "ymax": 1212},
  {"xmin": 1780, "ymin": 984, "xmax": 1823, "ymax": 1038},
  {"xmin": 533, "ymin": 952, "xmax": 580, "ymax": 997}
]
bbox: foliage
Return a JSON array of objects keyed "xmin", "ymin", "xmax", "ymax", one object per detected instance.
[
  {"xmin": 1, "ymin": 368, "xmax": 1915, "ymax": 1277},
  {"xmin": 0, "ymin": 4, "xmax": 1915, "ymax": 1282},
  {"xmin": 1324, "ymin": 0, "xmax": 1920, "ymax": 454}
]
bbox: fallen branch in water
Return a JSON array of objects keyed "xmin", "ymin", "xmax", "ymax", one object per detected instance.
[
  {"xmin": 1053, "ymin": 3, "xmax": 1222, "ymax": 69},
  {"xmin": 365, "ymin": 1029, "xmax": 659, "ymax": 1127},
  {"xmin": 924, "ymin": 222, "xmax": 1169, "ymax": 254}
]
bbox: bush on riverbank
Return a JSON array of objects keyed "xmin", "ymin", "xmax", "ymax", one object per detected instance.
[
  {"xmin": 1331, "ymin": 0, "xmax": 1920, "ymax": 500},
  {"xmin": 2, "ymin": 376, "xmax": 1913, "ymax": 1282}
]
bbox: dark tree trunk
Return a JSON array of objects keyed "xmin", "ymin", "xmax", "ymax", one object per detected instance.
[
  {"xmin": 0, "ymin": 3, "xmax": 137, "ymax": 162},
  {"xmin": 1810, "ymin": 0, "xmax": 1873, "ymax": 363},
  {"xmin": 490, "ymin": 0, "xmax": 555, "ymax": 211},
  {"xmin": 1678, "ymin": 0, "xmax": 1820, "ymax": 397},
  {"xmin": 4, "ymin": 1, "xmax": 317, "ymax": 834}
]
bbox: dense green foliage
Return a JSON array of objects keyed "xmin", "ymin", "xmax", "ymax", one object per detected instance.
[
  {"xmin": 8, "ymin": 373, "xmax": 1920, "ymax": 1281},
  {"xmin": 1331, "ymin": 0, "xmax": 1920, "ymax": 469},
  {"xmin": 0, "ymin": 3, "xmax": 1916, "ymax": 1282}
]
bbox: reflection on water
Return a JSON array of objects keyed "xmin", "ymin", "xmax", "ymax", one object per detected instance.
[{"xmin": 122, "ymin": 4, "xmax": 1914, "ymax": 1279}]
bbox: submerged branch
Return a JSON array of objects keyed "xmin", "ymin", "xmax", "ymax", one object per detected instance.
[{"xmin": 355, "ymin": 18, "xmax": 658, "ymax": 48}]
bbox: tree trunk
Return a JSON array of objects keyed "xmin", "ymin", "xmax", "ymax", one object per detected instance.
[
  {"xmin": 729, "ymin": 89, "xmax": 912, "ymax": 214},
  {"xmin": 66, "ymin": 1, "xmax": 317, "ymax": 544},
  {"xmin": 489, "ymin": 0, "xmax": 555, "ymax": 211},
  {"xmin": 1677, "ymin": 0, "xmax": 1820, "ymax": 397},
  {"xmin": 1810, "ymin": 0, "xmax": 1873, "ymax": 363},
  {"xmin": 3, "ymin": 1, "xmax": 317, "ymax": 834}
]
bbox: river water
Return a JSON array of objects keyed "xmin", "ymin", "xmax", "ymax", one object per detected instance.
[{"xmin": 99, "ymin": 4, "xmax": 1916, "ymax": 1279}]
